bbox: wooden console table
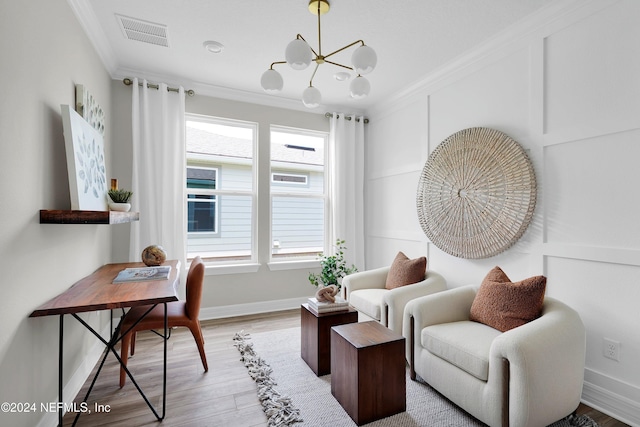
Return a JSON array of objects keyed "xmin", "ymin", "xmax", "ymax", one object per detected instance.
[{"xmin": 30, "ymin": 260, "xmax": 180, "ymax": 426}]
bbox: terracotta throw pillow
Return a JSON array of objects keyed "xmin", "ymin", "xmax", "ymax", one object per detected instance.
[
  {"xmin": 469, "ymin": 266, "xmax": 546, "ymax": 332},
  {"xmin": 385, "ymin": 252, "xmax": 427, "ymax": 290}
]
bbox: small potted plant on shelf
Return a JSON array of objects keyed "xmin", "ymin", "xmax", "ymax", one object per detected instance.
[
  {"xmin": 108, "ymin": 188, "xmax": 133, "ymax": 212},
  {"xmin": 308, "ymin": 239, "xmax": 357, "ymax": 292}
]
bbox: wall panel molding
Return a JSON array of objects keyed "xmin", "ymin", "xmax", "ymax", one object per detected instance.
[{"xmin": 542, "ymin": 243, "xmax": 640, "ymax": 267}]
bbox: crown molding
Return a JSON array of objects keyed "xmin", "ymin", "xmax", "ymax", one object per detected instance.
[
  {"xmin": 111, "ymin": 66, "xmax": 366, "ymax": 116},
  {"xmin": 67, "ymin": 0, "xmax": 118, "ymax": 75}
]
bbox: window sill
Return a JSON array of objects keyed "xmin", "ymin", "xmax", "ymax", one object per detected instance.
[
  {"xmin": 204, "ymin": 263, "xmax": 260, "ymax": 276},
  {"xmin": 268, "ymin": 259, "xmax": 320, "ymax": 271}
]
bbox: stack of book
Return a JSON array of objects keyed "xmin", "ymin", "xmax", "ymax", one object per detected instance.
[
  {"xmin": 113, "ymin": 266, "xmax": 171, "ymax": 283},
  {"xmin": 307, "ymin": 296, "xmax": 349, "ymax": 314}
]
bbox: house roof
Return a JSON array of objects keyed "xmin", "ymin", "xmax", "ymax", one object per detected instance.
[{"xmin": 186, "ymin": 126, "xmax": 324, "ymax": 166}]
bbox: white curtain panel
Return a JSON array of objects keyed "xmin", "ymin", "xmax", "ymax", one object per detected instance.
[
  {"xmin": 129, "ymin": 78, "xmax": 186, "ymax": 266},
  {"xmin": 328, "ymin": 113, "xmax": 365, "ymax": 271}
]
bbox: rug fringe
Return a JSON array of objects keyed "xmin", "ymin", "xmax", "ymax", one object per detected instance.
[
  {"xmin": 233, "ymin": 331, "xmax": 304, "ymax": 426},
  {"xmin": 567, "ymin": 413, "xmax": 600, "ymax": 427}
]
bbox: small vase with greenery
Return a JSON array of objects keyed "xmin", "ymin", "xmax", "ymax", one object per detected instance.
[
  {"xmin": 108, "ymin": 189, "xmax": 133, "ymax": 211},
  {"xmin": 308, "ymin": 239, "xmax": 357, "ymax": 291}
]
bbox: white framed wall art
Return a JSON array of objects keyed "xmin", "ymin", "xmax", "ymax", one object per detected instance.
[{"xmin": 60, "ymin": 104, "xmax": 108, "ymax": 211}]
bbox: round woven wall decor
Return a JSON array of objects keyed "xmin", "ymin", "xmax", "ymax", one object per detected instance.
[{"xmin": 416, "ymin": 127, "xmax": 536, "ymax": 259}]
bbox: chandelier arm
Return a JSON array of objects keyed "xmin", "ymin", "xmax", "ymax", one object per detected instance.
[
  {"xmin": 297, "ymin": 34, "xmax": 319, "ymax": 58},
  {"xmin": 309, "ymin": 62, "xmax": 320, "ymax": 87},
  {"xmin": 269, "ymin": 61, "xmax": 287, "ymax": 69},
  {"xmin": 324, "ymin": 40, "xmax": 365, "ymax": 59},
  {"xmin": 324, "ymin": 59, "xmax": 354, "ymax": 71},
  {"xmin": 317, "ymin": 2, "xmax": 322, "ymax": 56}
]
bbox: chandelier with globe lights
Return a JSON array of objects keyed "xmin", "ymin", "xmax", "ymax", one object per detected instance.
[{"xmin": 260, "ymin": 0, "xmax": 377, "ymax": 108}]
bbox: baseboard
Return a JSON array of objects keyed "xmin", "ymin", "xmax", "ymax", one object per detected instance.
[
  {"xmin": 582, "ymin": 369, "xmax": 640, "ymax": 427},
  {"xmin": 199, "ymin": 296, "xmax": 309, "ymax": 320},
  {"xmin": 36, "ymin": 323, "xmax": 112, "ymax": 427}
]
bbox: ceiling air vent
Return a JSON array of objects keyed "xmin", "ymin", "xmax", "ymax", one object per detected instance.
[{"xmin": 116, "ymin": 14, "xmax": 169, "ymax": 47}]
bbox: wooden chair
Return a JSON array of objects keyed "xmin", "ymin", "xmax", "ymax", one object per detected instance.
[{"xmin": 119, "ymin": 256, "xmax": 208, "ymax": 387}]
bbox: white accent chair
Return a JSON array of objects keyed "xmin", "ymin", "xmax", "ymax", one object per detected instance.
[
  {"xmin": 342, "ymin": 266, "xmax": 447, "ymax": 335},
  {"xmin": 403, "ymin": 285, "xmax": 586, "ymax": 427}
]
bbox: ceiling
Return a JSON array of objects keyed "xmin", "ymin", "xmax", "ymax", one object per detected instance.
[{"xmin": 74, "ymin": 0, "xmax": 555, "ymax": 113}]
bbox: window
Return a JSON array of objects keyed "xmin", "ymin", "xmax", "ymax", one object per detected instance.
[
  {"xmin": 270, "ymin": 127, "xmax": 327, "ymax": 260},
  {"xmin": 187, "ymin": 167, "xmax": 218, "ymax": 233},
  {"xmin": 185, "ymin": 115, "xmax": 256, "ymax": 263}
]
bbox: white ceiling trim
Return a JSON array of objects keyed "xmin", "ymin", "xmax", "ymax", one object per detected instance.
[{"xmin": 67, "ymin": 0, "xmax": 118, "ymax": 75}]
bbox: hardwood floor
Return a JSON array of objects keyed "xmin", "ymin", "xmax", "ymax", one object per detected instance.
[{"xmin": 63, "ymin": 309, "xmax": 628, "ymax": 426}]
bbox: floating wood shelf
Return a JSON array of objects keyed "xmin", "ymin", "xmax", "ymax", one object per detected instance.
[{"xmin": 40, "ymin": 210, "xmax": 139, "ymax": 224}]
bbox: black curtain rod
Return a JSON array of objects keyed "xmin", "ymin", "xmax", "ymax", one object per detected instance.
[
  {"xmin": 123, "ymin": 78, "xmax": 195, "ymax": 96},
  {"xmin": 324, "ymin": 112, "xmax": 369, "ymax": 124}
]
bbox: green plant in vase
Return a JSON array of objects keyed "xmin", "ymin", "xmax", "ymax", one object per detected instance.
[
  {"xmin": 108, "ymin": 189, "xmax": 133, "ymax": 203},
  {"xmin": 308, "ymin": 239, "xmax": 357, "ymax": 291},
  {"xmin": 108, "ymin": 188, "xmax": 133, "ymax": 212}
]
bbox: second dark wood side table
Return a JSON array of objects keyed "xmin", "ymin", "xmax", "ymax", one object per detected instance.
[
  {"xmin": 331, "ymin": 321, "xmax": 406, "ymax": 425},
  {"xmin": 300, "ymin": 303, "xmax": 358, "ymax": 376}
]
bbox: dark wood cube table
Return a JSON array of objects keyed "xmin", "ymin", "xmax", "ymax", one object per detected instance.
[
  {"xmin": 330, "ymin": 321, "xmax": 406, "ymax": 425},
  {"xmin": 300, "ymin": 303, "xmax": 358, "ymax": 376}
]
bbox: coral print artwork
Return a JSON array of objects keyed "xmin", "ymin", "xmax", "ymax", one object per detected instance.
[{"xmin": 61, "ymin": 104, "xmax": 108, "ymax": 211}]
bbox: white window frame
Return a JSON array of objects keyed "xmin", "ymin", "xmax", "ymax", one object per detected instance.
[
  {"xmin": 268, "ymin": 125, "xmax": 329, "ymax": 266},
  {"xmin": 185, "ymin": 114, "xmax": 258, "ymax": 269}
]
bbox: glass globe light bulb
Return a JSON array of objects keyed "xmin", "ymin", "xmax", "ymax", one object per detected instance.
[
  {"xmin": 302, "ymin": 86, "xmax": 322, "ymax": 108},
  {"xmin": 285, "ymin": 38, "xmax": 312, "ymax": 70},
  {"xmin": 350, "ymin": 76, "xmax": 370, "ymax": 99},
  {"xmin": 351, "ymin": 45, "xmax": 377, "ymax": 75},
  {"xmin": 260, "ymin": 69, "xmax": 283, "ymax": 93}
]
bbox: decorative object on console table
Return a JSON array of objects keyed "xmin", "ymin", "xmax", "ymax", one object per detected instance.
[
  {"xmin": 61, "ymin": 104, "xmax": 108, "ymax": 211},
  {"xmin": 416, "ymin": 127, "xmax": 537, "ymax": 259},
  {"xmin": 308, "ymin": 239, "xmax": 357, "ymax": 292},
  {"xmin": 315, "ymin": 284, "xmax": 339, "ymax": 302},
  {"xmin": 142, "ymin": 244, "xmax": 167, "ymax": 266}
]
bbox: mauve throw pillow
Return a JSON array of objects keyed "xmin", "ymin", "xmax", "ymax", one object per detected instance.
[
  {"xmin": 385, "ymin": 252, "xmax": 427, "ymax": 290},
  {"xmin": 469, "ymin": 266, "xmax": 546, "ymax": 332}
]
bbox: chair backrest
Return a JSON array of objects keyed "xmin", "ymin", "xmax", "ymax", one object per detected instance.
[{"xmin": 185, "ymin": 256, "xmax": 205, "ymax": 320}]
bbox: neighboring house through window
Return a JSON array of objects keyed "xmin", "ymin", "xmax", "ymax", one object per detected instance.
[
  {"xmin": 186, "ymin": 115, "xmax": 256, "ymax": 262},
  {"xmin": 270, "ymin": 127, "xmax": 327, "ymax": 260},
  {"xmin": 184, "ymin": 115, "xmax": 329, "ymax": 265}
]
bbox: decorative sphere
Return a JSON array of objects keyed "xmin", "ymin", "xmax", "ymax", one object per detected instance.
[
  {"xmin": 285, "ymin": 38, "xmax": 312, "ymax": 70},
  {"xmin": 141, "ymin": 245, "xmax": 167, "ymax": 266},
  {"xmin": 350, "ymin": 76, "xmax": 370, "ymax": 99},
  {"xmin": 351, "ymin": 45, "xmax": 377, "ymax": 75},
  {"xmin": 302, "ymin": 86, "xmax": 322, "ymax": 108},
  {"xmin": 261, "ymin": 69, "xmax": 283, "ymax": 93}
]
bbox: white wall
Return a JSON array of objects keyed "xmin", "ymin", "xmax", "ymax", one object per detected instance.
[
  {"xmin": 366, "ymin": 0, "xmax": 640, "ymax": 424},
  {"xmin": 0, "ymin": 1, "xmax": 115, "ymax": 426}
]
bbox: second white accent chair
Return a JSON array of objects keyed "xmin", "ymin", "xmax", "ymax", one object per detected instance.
[{"xmin": 342, "ymin": 253, "xmax": 447, "ymax": 335}]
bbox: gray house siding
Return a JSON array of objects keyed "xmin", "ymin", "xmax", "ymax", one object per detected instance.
[{"xmin": 186, "ymin": 162, "xmax": 324, "ymax": 258}]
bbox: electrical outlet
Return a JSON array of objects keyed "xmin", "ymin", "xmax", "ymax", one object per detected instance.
[{"xmin": 603, "ymin": 338, "xmax": 620, "ymax": 361}]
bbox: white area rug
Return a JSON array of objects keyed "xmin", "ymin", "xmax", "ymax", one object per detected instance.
[{"xmin": 235, "ymin": 327, "xmax": 598, "ymax": 427}]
